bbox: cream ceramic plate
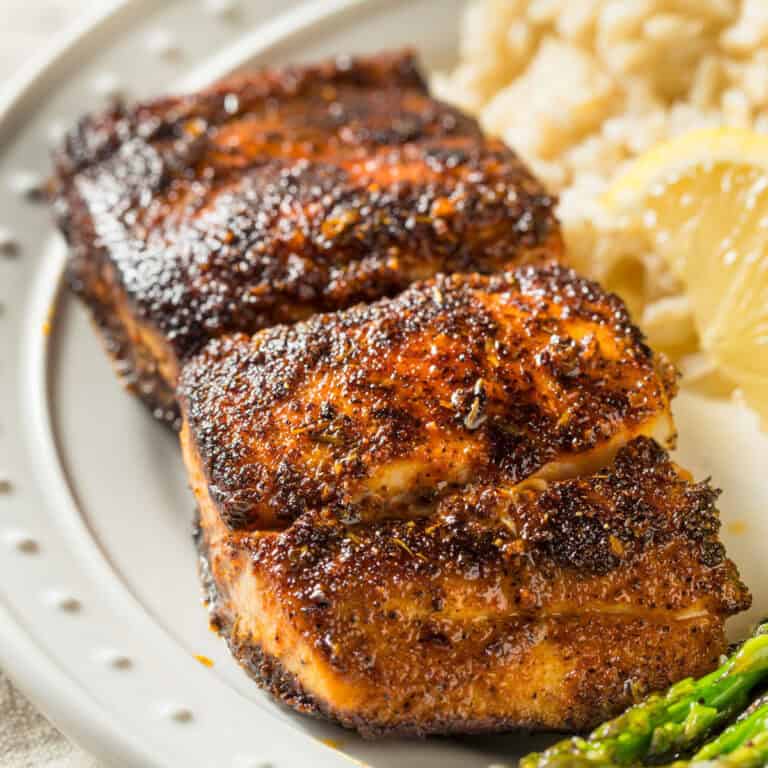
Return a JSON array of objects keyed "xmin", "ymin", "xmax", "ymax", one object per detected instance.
[{"xmin": 0, "ymin": 1, "xmax": 766, "ymax": 766}]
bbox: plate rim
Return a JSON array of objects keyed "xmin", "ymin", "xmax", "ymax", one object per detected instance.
[
  {"xmin": 0, "ymin": 7, "xmax": 165, "ymax": 764},
  {"xmin": 0, "ymin": 0, "xmax": 135, "ymax": 136}
]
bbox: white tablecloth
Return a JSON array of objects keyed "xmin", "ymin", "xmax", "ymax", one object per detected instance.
[{"xmin": 2, "ymin": 7, "xmax": 103, "ymax": 766}]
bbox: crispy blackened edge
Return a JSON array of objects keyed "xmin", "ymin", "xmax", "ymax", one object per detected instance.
[
  {"xmin": 52, "ymin": 49, "xmax": 428, "ymax": 180},
  {"xmin": 522, "ymin": 436, "xmax": 737, "ymax": 577},
  {"xmin": 64, "ymin": 253, "xmax": 180, "ymax": 428}
]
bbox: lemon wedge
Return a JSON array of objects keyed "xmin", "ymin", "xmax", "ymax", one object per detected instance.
[{"xmin": 603, "ymin": 127, "xmax": 768, "ymax": 426}]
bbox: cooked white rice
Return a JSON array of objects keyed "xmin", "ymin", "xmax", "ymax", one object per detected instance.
[{"xmin": 433, "ymin": 0, "xmax": 768, "ymax": 354}]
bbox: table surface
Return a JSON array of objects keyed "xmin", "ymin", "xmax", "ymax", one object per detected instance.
[{"xmin": 2, "ymin": 6, "xmax": 102, "ymax": 767}]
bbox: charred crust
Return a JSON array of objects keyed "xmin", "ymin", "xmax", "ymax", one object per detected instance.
[
  {"xmin": 54, "ymin": 50, "xmax": 431, "ymax": 178},
  {"xmin": 519, "ymin": 436, "xmax": 739, "ymax": 576},
  {"xmin": 238, "ymin": 437, "xmax": 751, "ymax": 596}
]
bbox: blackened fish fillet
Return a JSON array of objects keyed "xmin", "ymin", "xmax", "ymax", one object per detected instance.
[
  {"xmin": 51, "ymin": 51, "xmax": 562, "ymax": 426},
  {"xmin": 178, "ymin": 266, "xmax": 750, "ymax": 736}
]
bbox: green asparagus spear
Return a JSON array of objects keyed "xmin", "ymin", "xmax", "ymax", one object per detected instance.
[
  {"xmin": 520, "ymin": 622, "xmax": 768, "ymax": 768},
  {"xmin": 518, "ymin": 697, "xmax": 768, "ymax": 768},
  {"xmin": 691, "ymin": 732, "xmax": 768, "ymax": 767},
  {"xmin": 685, "ymin": 694, "xmax": 768, "ymax": 767},
  {"xmin": 689, "ymin": 730, "xmax": 768, "ymax": 767}
]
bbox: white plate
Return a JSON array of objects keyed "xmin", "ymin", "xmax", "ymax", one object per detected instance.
[{"xmin": 0, "ymin": 1, "xmax": 766, "ymax": 766}]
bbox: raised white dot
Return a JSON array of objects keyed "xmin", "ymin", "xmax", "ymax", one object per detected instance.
[
  {"xmin": 203, "ymin": 0, "xmax": 239, "ymax": 18},
  {"xmin": 43, "ymin": 590, "xmax": 82, "ymax": 613},
  {"xmin": 0, "ymin": 228, "xmax": 19, "ymax": 258},
  {"xmin": 91, "ymin": 73, "xmax": 123, "ymax": 100},
  {"xmin": 95, "ymin": 648, "xmax": 133, "ymax": 670},
  {"xmin": 5, "ymin": 530, "xmax": 39, "ymax": 554},
  {"xmin": 158, "ymin": 704, "xmax": 193, "ymax": 723},
  {"xmin": 146, "ymin": 29, "xmax": 181, "ymax": 59},
  {"xmin": 8, "ymin": 171, "xmax": 45, "ymax": 202}
]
